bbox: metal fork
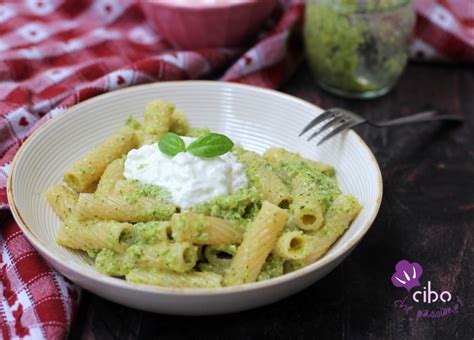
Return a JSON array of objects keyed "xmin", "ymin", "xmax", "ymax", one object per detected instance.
[{"xmin": 299, "ymin": 108, "xmax": 464, "ymax": 146}]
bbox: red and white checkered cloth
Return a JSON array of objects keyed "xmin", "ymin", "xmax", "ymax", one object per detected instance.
[
  {"xmin": 0, "ymin": 0, "xmax": 472, "ymax": 338},
  {"xmin": 412, "ymin": 0, "xmax": 474, "ymax": 62},
  {"xmin": 0, "ymin": 0, "xmax": 305, "ymax": 338}
]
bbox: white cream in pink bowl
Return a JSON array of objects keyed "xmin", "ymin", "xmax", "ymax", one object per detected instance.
[{"xmin": 139, "ymin": 0, "xmax": 279, "ymax": 49}]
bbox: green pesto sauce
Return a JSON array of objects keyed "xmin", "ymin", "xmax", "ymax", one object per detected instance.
[
  {"xmin": 95, "ymin": 249, "xmax": 133, "ymax": 276},
  {"xmin": 156, "ymin": 245, "xmax": 175, "ymax": 269},
  {"xmin": 126, "ymin": 244, "xmax": 145, "ymax": 261},
  {"xmin": 122, "ymin": 242, "xmax": 197, "ymax": 273},
  {"xmin": 207, "ymin": 244, "xmax": 237, "ymax": 258},
  {"xmin": 257, "ymin": 255, "xmax": 285, "ymax": 281},
  {"xmin": 113, "ymin": 180, "xmax": 176, "ymax": 220},
  {"xmin": 129, "ymin": 221, "xmax": 170, "ymax": 245},
  {"xmin": 197, "ymin": 262, "xmax": 227, "ymax": 276},
  {"xmin": 121, "ymin": 180, "xmax": 171, "ymax": 204},
  {"xmin": 205, "ymin": 244, "xmax": 237, "ymax": 266},
  {"xmin": 191, "ymin": 187, "xmax": 261, "ymax": 228},
  {"xmin": 273, "ymin": 160, "xmax": 307, "ymax": 184},
  {"xmin": 85, "ymin": 248, "xmax": 99, "ymax": 258},
  {"xmin": 194, "ymin": 217, "xmax": 209, "ymax": 242},
  {"xmin": 323, "ymin": 194, "xmax": 362, "ymax": 237},
  {"xmin": 267, "ymin": 147, "xmax": 335, "ymax": 175},
  {"xmin": 125, "ymin": 115, "xmax": 142, "ymax": 130},
  {"xmin": 296, "ymin": 171, "xmax": 341, "ymax": 211},
  {"xmin": 304, "ymin": 0, "xmax": 414, "ymax": 94},
  {"xmin": 239, "ymin": 154, "xmax": 272, "ymax": 189},
  {"xmin": 186, "ymin": 127, "xmax": 211, "ymax": 138},
  {"xmin": 274, "ymin": 160, "xmax": 341, "ymax": 211},
  {"xmin": 174, "ymin": 213, "xmax": 209, "ymax": 241}
]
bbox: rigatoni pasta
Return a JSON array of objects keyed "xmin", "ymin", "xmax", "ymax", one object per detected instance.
[
  {"xmin": 131, "ymin": 221, "xmax": 172, "ymax": 244},
  {"xmin": 95, "ymin": 249, "xmax": 134, "ymax": 276},
  {"xmin": 292, "ymin": 194, "xmax": 362, "ymax": 268},
  {"xmin": 291, "ymin": 173, "xmax": 326, "ymax": 231},
  {"xmin": 239, "ymin": 151, "xmax": 292, "ymax": 209},
  {"xmin": 140, "ymin": 100, "xmax": 174, "ymax": 145},
  {"xmin": 96, "ymin": 158, "xmax": 125, "ymax": 194},
  {"xmin": 257, "ymin": 255, "xmax": 285, "ymax": 281},
  {"xmin": 199, "ymin": 245, "xmax": 237, "ymax": 275},
  {"xmin": 46, "ymin": 100, "xmax": 362, "ymax": 289},
  {"xmin": 126, "ymin": 268, "xmax": 222, "ymax": 288},
  {"xmin": 223, "ymin": 201, "xmax": 288, "ymax": 286},
  {"xmin": 170, "ymin": 111, "xmax": 190, "ymax": 136},
  {"xmin": 272, "ymin": 230, "xmax": 312, "ymax": 260},
  {"xmin": 171, "ymin": 212, "xmax": 243, "ymax": 245},
  {"xmin": 204, "ymin": 245, "xmax": 237, "ymax": 267},
  {"xmin": 263, "ymin": 147, "xmax": 335, "ymax": 175},
  {"xmin": 127, "ymin": 242, "xmax": 198, "ymax": 273},
  {"xmin": 46, "ymin": 184, "xmax": 78, "ymax": 220},
  {"xmin": 57, "ymin": 218, "xmax": 132, "ymax": 255},
  {"xmin": 64, "ymin": 127, "xmax": 138, "ymax": 192},
  {"xmin": 75, "ymin": 193, "xmax": 176, "ymax": 223},
  {"xmin": 291, "ymin": 169, "xmax": 341, "ymax": 231}
]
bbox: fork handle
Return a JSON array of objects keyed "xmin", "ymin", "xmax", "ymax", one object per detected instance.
[{"xmin": 372, "ymin": 111, "xmax": 464, "ymax": 127}]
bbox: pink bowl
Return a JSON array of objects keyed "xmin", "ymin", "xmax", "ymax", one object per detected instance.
[{"xmin": 139, "ymin": 0, "xmax": 279, "ymax": 49}]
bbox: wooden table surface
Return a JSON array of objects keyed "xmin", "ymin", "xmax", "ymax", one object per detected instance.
[{"xmin": 70, "ymin": 62, "xmax": 473, "ymax": 340}]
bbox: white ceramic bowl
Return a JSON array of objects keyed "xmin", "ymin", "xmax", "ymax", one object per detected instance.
[{"xmin": 8, "ymin": 81, "xmax": 382, "ymax": 315}]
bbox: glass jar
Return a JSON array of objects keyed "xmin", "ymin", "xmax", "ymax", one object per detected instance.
[{"xmin": 304, "ymin": 0, "xmax": 415, "ymax": 99}]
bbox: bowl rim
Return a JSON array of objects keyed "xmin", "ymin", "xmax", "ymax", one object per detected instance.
[
  {"xmin": 7, "ymin": 80, "xmax": 383, "ymax": 296},
  {"xmin": 139, "ymin": 0, "xmax": 272, "ymax": 10}
]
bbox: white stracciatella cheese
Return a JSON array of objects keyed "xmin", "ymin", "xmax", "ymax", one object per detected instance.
[{"xmin": 123, "ymin": 137, "xmax": 248, "ymax": 208}]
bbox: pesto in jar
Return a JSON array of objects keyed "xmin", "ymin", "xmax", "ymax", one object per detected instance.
[{"xmin": 304, "ymin": 0, "xmax": 415, "ymax": 98}]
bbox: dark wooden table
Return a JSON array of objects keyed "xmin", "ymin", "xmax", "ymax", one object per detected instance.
[{"xmin": 70, "ymin": 62, "xmax": 473, "ymax": 340}]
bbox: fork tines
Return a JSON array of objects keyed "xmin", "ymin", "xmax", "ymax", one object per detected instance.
[{"xmin": 299, "ymin": 108, "xmax": 361, "ymax": 146}]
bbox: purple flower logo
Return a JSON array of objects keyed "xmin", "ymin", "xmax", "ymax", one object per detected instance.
[{"xmin": 391, "ymin": 260, "xmax": 423, "ymax": 291}]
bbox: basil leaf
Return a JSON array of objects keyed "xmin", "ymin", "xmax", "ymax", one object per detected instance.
[
  {"xmin": 158, "ymin": 132, "xmax": 186, "ymax": 157},
  {"xmin": 187, "ymin": 133, "xmax": 234, "ymax": 158}
]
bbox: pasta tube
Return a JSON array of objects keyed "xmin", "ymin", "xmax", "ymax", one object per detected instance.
[
  {"xmin": 190, "ymin": 187, "xmax": 261, "ymax": 227},
  {"xmin": 171, "ymin": 212, "xmax": 243, "ymax": 245},
  {"xmin": 204, "ymin": 245, "xmax": 237, "ymax": 267},
  {"xmin": 257, "ymin": 255, "xmax": 285, "ymax": 281},
  {"xmin": 113, "ymin": 179, "xmax": 170, "ymax": 203},
  {"xmin": 75, "ymin": 193, "xmax": 176, "ymax": 223},
  {"xmin": 126, "ymin": 269, "xmax": 222, "ymax": 288},
  {"xmin": 95, "ymin": 248, "xmax": 134, "ymax": 277},
  {"xmin": 125, "ymin": 115, "xmax": 142, "ymax": 130},
  {"xmin": 239, "ymin": 151, "xmax": 292, "ymax": 209},
  {"xmin": 56, "ymin": 218, "xmax": 133, "ymax": 255},
  {"xmin": 291, "ymin": 170, "xmax": 340, "ymax": 231},
  {"xmin": 263, "ymin": 147, "xmax": 335, "ymax": 175},
  {"xmin": 46, "ymin": 184, "xmax": 78, "ymax": 220},
  {"xmin": 64, "ymin": 127, "xmax": 137, "ymax": 192},
  {"xmin": 293, "ymin": 194, "xmax": 362, "ymax": 267},
  {"xmin": 96, "ymin": 158, "xmax": 125, "ymax": 194},
  {"xmin": 201, "ymin": 245, "xmax": 237, "ymax": 274},
  {"xmin": 126, "ymin": 242, "xmax": 198, "ymax": 273},
  {"xmin": 169, "ymin": 111, "xmax": 189, "ymax": 135},
  {"xmin": 197, "ymin": 262, "xmax": 228, "ymax": 276},
  {"xmin": 291, "ymin": 173, "xmax": 325, "ymax": 231},
  {"xmin": 272, "ymin": 230, "xmax": 312, "ymax": 260},
  {"xmin": 131, "ymin": 221, "xmax": 172, "ymax": 245},
  {"xmin": 223, "ymin": 201, "xmax": 288, "ymax": 286},
  {"xmin": 140, "ymin": 100, "xmax": 174, "ymax": 145}
]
